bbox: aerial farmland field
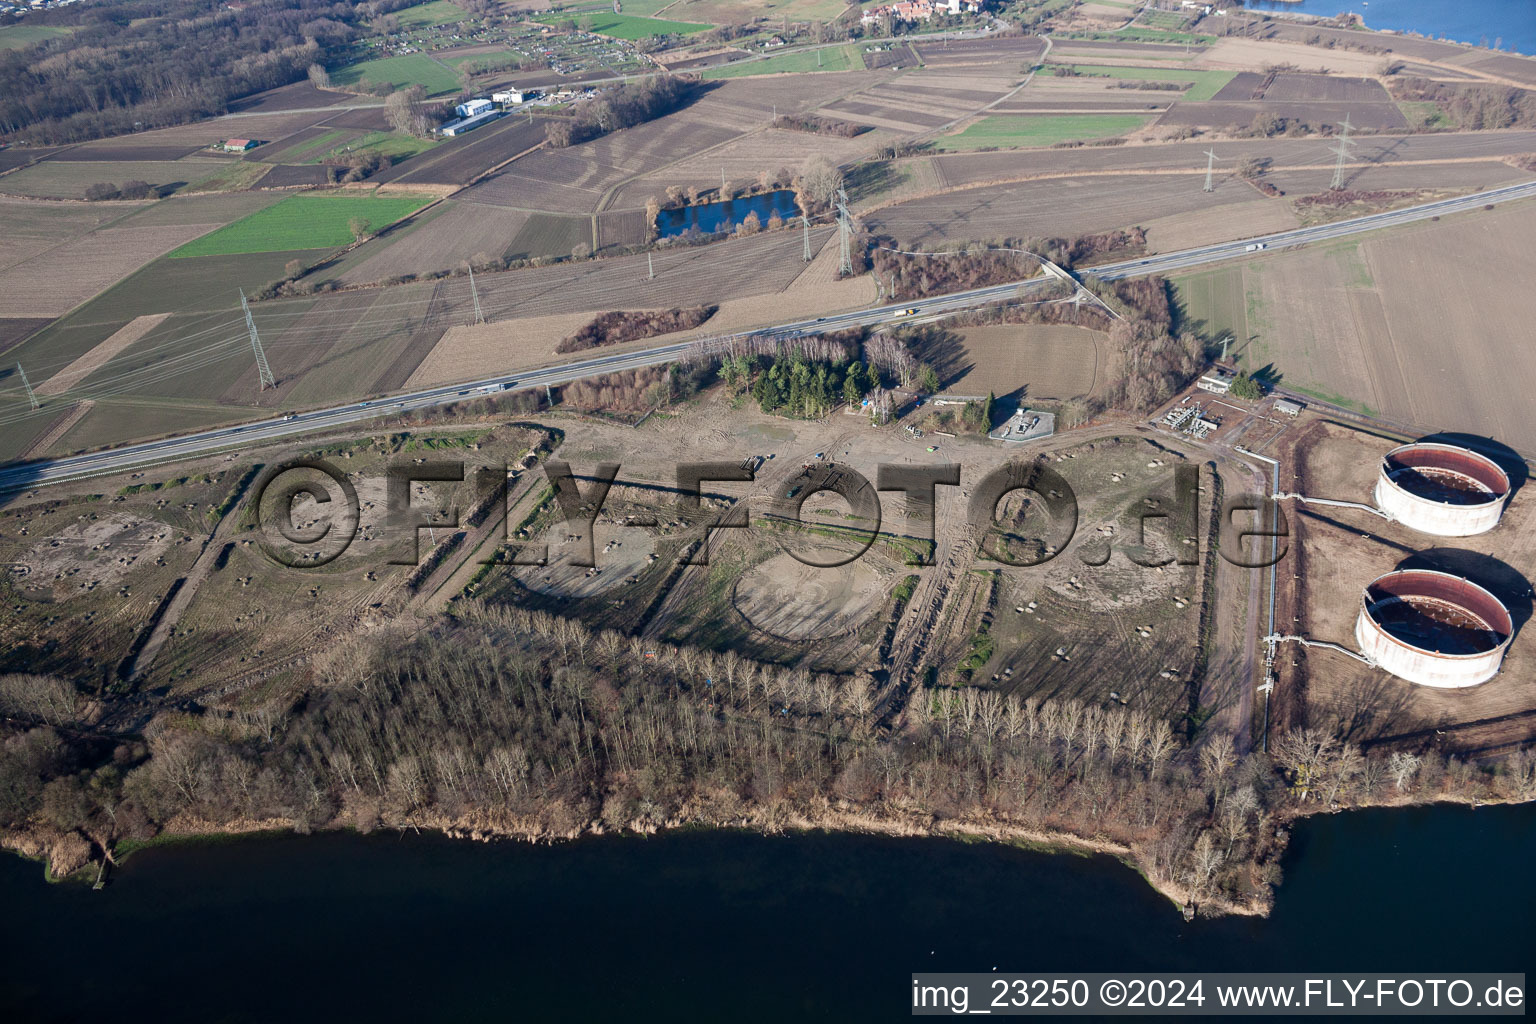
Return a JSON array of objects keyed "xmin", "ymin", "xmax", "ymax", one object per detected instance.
[
  {"xmin": 169, "ymin": 193, "xmax": 435, "ymax": 257},
  {"xmin": 934, "ymin": 113, "xmax": 1152, "ymax": 150},
  {"xmin": 1174, "ymin": 202, "xmax": 1536, "ymax": 441},
  {"xmin": 392, "ymin": 0, "xmax": 468, "ymax": 28},
  {"xmin": 0, "ymin": 23, "xmax": 71, "ymax": 50},
  {"xmin": 703, "ymin": 44, "xmax": 865, "ymax": 78},
  {"xmin": 1055, "ymin": 63, "xmax": 1236, "ymax": 101},
  {"xmin": 537, "ymin": 12, "xmax": 711, "ymax": 39},
  {"xmin": 330, "ymin": 53, "xmax": 462, "ymax": 96},
  {"xmin": 0, "ymin": 159, "xmax": 228, "ymax": 199}
]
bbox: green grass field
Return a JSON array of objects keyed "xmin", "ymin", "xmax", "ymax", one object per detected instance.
[
  {"xmin": 307, "ymin": 131, "xmax": 439, "ymax": 165},
  {"xmin": 703, "ymin": 44, "xmax": 864, "ymax": 78},
  {"xmin": 331, "ymin": 54, "xmax": 462, "ymax": 96},
  {"xmin": 936, "ymin": 113, "xmax": 1151, "ymax": 151},
  {"xmin": 1056, "ymin": 63, "xmax": 1236, "ymax": 102},
  {"xmin": 392, "ymin": 0, "xmax": 468, "ymax": 28},
  {"xmin": 1172, "ymin": 266, "xmax": 1250, "ymax": 345},
  {"xmin": 170, "ymin": 194, "xmax": 434, "ymax": 257},
  {"xmin": 539, "ymin": 12, "xmax": 711, "ymax": 39},
  {"xmin": 0, "ymin": 24, "xmax": 72, "ymax": 50}
]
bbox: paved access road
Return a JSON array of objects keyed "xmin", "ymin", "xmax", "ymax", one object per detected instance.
[{"xmin": 4, "ymin": 180, "xmax": 1533, "ymax": 494}]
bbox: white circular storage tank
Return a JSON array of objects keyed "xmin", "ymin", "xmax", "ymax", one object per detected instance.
[
  {"xmin": 1355, "ymin": 569, "xmax": 1512, "ymax": 688},
  {"xmin": 1375, "ymin": 442, "xmax": 1510, "ymax": 537}
]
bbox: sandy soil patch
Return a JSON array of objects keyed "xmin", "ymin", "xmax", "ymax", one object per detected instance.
[
  {"xmin": 20, "ymin": 512, "xmax": 175, "ymax": 597},
  {"xmin": 517, "ymin": 524, "xmax": 658, "ymax": 598},
  {"xmin": 35, "ymin": 313, "xmax": 172, "ymax": 396},
  {"xmin": 732, "ymin": 552, "xmax": 886, "ymax": 640}
]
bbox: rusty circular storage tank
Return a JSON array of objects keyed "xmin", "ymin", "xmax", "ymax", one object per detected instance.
[
  {"xmin": 1354, "ymin": 570, "xmax": 1512, "ymax": 687},
  {"xmin": 1374, "ymin": 442, "xmax": 1510, "ymax": 537}
]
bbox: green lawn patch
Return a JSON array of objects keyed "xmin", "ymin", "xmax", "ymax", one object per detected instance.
[
  {"xmin": 1138, "ymin": 10, "xmax": 1190, "ymax": 29},
  {"xmin": 392, "ymin": 0, "xmax": 468, "ymax": 29},
  {"xmin": 1396, "ymin": 100, "xmax": 1451, "ymax": 130},
  {"xmin": 0, "ymin": 24, "xmax": 72, "ymax": 50},
  {"xmin": 274, "ymin": 129, "xmax": 350, "ymax": 163},
  {"xmin": 1058, "ymin": 63, "xmax": 1236, "ymax": 101},
  {"xmin": 703, "ymin": 44, "xmax": 863, "ymax": 78},
  {"xmin": 538, "ymin": 12, "xmax": 711, "ymax": 39},
  {"xmin": 307, "ymin": 131, "xmax": 439, "ymax": 165},
  {"xmin": 331, "ymin": 53, "xmax": 462, "ymax": 96},
  {"xmin": 1066, "ymin": 27, "xmax": 1216, "ymax": 45},
  {"xmin": 169, "ymin": 193, "xmax": 434, "ymax": 257},
  {"xmin": 936, "ymin": 113, "xmax": 1150, "ymax": 151}
]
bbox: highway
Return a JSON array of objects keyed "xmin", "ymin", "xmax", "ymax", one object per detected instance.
[{"xmin": 4, "ymin": 179, "xmax": 1534, "ymax": 494}]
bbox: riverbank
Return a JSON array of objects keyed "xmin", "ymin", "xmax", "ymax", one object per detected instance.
[
  {"xmin": 17, "ymin": 788, "xmax": 1532, "ymax": 920},
  {"xmin": 4, "ymin": 802, "xmax": 1532, "ymax": 1022}
]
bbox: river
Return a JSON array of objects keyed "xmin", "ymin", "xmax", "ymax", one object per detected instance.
[
  {"xmin": 1, "ymin": 802, "xmax": 1531, "ymax": 1021},
  {"xmin": 1245, "ymin": 0, "xmax": 1536, "ymax": 55}
]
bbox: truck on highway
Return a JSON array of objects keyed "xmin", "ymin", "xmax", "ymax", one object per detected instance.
[
  {"xmin": 893, "ymin": 307, "xmax": 921, "ymax": 317},
  {"xmin": 1244, "ymin": 243, "xmax": 1267, "ymax": 252}
]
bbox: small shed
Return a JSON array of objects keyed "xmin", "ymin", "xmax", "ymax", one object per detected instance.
[
  {"xmin": 1274, "ymin": 398, "xmax": 1304, "ymax": 417},
  {"xmin": 222, "ymin": 138, "xmax": 258, "ymax": 152}
]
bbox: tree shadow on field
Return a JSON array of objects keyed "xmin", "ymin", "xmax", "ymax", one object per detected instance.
[
  {"xmin": 1326, "ymin": 668, "xmax": 1415, "ymax": 744},
  {"xmin": 1414, "ymin": 432, "xmax": 1529, "ymax": 496},
  {"xmin": 1392, "ymin": 548, "xmax": 1533, "ymax": 638},
  {"xmin": 844, "ymin": 161, "xmax": 903, "ymax": 205},
  {"xmin": 905, "ymin": 325, "xmax": 972, "ymax": 390},
  {"xmin": 1247, "ymin": 362, "xmax": 1282, "ymax": 388}
]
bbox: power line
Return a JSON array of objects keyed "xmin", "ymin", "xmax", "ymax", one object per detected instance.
[
  {"xmin": 17, "ymin": 363, "xmax": 39, "ymax": 411},
  {"xmin": 803, "ymin": 214, "xmax": 813, "ymax": 262},
  {"xmin": 1203, "ymin": 148, "xmax": 1220, "ymax": 193},
  {"xmin": 1329, "ymin": 113, "xmax": 1354, "ymax": 191},
  {"xmin": 835, "ymin": 187, "xmax": 853, "ymax": 276},
  {"xmin": 468, "ymin": 265, "xmax": 484, "ymax": 325},
  {"xmin": 241, "ymin": 289, "xmax": 276, "ymax": 390}
]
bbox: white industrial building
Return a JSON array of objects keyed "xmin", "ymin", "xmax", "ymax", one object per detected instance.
[
  {"xmin": 1374, "ymin": 442, "xmax": 1511, "ymax": 537},
  {"xmin": 439, "ymin": 109, "xmax": 504, "ymax": 137},
  {"xmin": 1197, "ymin": 369, "xmax": 1234, "ymax": 395},
  {"xmin": 492, "ymin": 88, "xmax": 529, "ymax": 105},
  {"xmin": 455, "ymin": 98, "xmax": 494, "ymax": 118},
  {"xmin": 1355, "ymin": 569, "xmax": 1512, "ymax": 687}
]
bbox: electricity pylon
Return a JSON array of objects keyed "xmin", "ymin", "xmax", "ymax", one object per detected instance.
[
  {"xmin": 802, "ymin": 215, "xmax": 813, "ymax": 262},
  {"xmin": 17, "ymin": 363, "xmax": 38, "ymax": 410},
  {"xmin": 1202, "ymin": 148, "xmax": 1220, "ymax": 193},
  {"xmin": 240, "ymin": 289, "xmax": 275, "ymax": 390},
  {"xmin": 1329, "ymin": 114, "xmax": 1355, "ymax": 191},
  {"xmin": 835, "ymin": 187, "xmax": 853, "ymax": 275},
  {"xmin": 469, "ymin": 265, "xmax": 484, "ymax": 324}
]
